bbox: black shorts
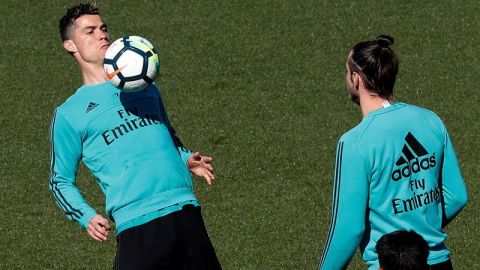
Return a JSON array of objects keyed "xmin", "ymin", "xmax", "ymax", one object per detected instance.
[
  {"xmin": 113, "ymin": 205, "xmax": 222, "ymax": 270},
  {"xmin": 430, "ymin": 259, "xmax": 453, "ymax": 270}
]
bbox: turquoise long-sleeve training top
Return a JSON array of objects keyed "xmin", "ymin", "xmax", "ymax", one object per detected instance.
[
  {"xmin": 49, "ymin": 82, "xmax": 197, "ymax": 233},
  {"xmin": 319, "ymin": 102, "xmax": 468, "ymax": 270}
]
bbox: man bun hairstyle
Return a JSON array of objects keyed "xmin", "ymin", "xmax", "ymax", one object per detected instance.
[
  {"xmin": 347, "ymin": 34, "xmax": 398, "ymax": 99},
  {"xmin": 59, "ymin": 2, "xmax": 100, "ymax": 41},
  {"xmin": 376, "ymin": 35, "xmax": 394, "ymax": 48}
]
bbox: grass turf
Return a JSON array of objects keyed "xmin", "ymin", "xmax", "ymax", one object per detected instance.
[{"xmin": 0, "ymin": 0, "xmax": 478, "ymax": 269}]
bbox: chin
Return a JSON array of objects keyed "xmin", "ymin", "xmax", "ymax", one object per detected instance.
[{"xmin": 99, "ymin": 51, "xmax": 107, "ymax": 61}]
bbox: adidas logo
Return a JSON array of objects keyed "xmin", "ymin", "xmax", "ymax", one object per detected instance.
[
  {"xmin": 86, "ymin": 102, "xmax": 99, "ymax": 113},
  {"xmin": 391, "ymin": 132, "xmax": 436, "ymax": 181}
]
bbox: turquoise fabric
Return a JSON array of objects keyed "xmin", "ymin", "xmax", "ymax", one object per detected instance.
[
  {"xmin": 49, "ymin": 82, "xmax": 197, "ymax": 233},
  {"xmin": 319, "ymin": 103, "xmax": 467, "ymax": 270}
]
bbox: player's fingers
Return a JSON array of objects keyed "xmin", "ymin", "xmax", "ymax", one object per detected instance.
[
  {"xmin": 87, "ymin": 228, "xmax": 104, "ymax": 242},
  {"xmin": 97, "ymin": 217, "xmax": 111, "ymax": 230},
  {"xmin": 203, "ymin": 156, "xmax": 213, "ymax": 163},
  {"xmin": 96, "ymin": 224, "xmax": 109, "ymax": 236},
  {"xmin": 205, "ymin": 163, "xmax": 214, "ymax": 172},
  {"xmin": 205, "ymin": 171, "xmax": 215, "ymax": 184},
  {"xmin": 208, "ymin": 171, "xmax": 215, "ymax": 181},
  {"xmin": 94, "ymin": 227, "xmax": 108, "ymax": 241},
  {"xmin": 193, "ymin": 152, "xmax": 202, "ymax": 160},
  {"xmin": 203, "ymin": 173, "xmax": 212, "ymax": 186},
  {"xmin": 91, "ymin": 215, "xmax": 111, "ymax": 232},
  {"xmin": 89, "ymin": 222, "xmax": 108, "ymax": 240}
]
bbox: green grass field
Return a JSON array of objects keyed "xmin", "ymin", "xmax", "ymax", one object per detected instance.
[{"xmin": 1, "ymin": 0, "xmax": 478, "ymax": 269}]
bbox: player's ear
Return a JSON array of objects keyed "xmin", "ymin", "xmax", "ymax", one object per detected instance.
[
  {"xmin": 352, "ymin": 72, "xmax": 360, "ymax": 90},
  {"xmin": 63, "ymin": 40, "xmax": 78, "ymax": 54}
]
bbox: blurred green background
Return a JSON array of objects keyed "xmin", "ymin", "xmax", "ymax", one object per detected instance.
[{"xmin": 0, "ymin": 0, "xmax": 478, "ymax": 269}]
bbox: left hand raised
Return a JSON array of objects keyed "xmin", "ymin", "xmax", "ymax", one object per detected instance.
[{"xmin": 187, "ymin": 152, "xmax": 215, "ymax": 185}]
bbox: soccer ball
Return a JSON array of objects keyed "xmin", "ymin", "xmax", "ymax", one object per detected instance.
[{"xmin": 104, "ymin": 36, "xmax": 160, "ymax": 92}]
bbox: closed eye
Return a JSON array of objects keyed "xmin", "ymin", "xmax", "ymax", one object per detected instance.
[
  {"xmin": 101, "ymin": 24, "xmax": 108, "ymax": 33},
  {"xmin": 84, "ymin": 26, "xmax": 95, "ymax": 34}
]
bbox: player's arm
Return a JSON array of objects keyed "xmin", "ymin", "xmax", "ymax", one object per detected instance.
[
  {"xmin": 155, "ymin": 88, "xmax": 215, "ymax": 184},
  {"xmin": 440, "ymin": 131, "xmax": 468, "ymax": 227},
  {"xmin": 155, "ymin": 88, "xmax": 193, "ymax": 164},
  {"xmin": 49, "ymin": 110, "xmax": 99, "ymax": 230},
  {"xmin": 319, "ymin": 140, "xmax": 369, "ymax": 270}
]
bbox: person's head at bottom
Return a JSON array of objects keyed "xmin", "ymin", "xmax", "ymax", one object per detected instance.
[{"xmin": 376, "ymin": 230, "xmax": 429, "ymax": 270}]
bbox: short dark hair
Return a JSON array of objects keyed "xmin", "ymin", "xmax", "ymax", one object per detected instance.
[
  {"xmin": 59, "ymin": 2, "xmax": 100, "ymax": 41},
  {"xmin": 347, "ymin": 35, "xmax": 399, "ymax": 99},
  {"xmin": 376, "ymin": 230, "xmax": 429, "ymax": 270}
]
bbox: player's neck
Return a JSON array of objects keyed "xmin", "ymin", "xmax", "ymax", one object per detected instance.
[
  {"xmin": 79, "ymin": 62, "xmax": 107, "ymax": 85},
  {"xmin": 359, "ymin": 89, "xmax": 392, "ymax": 116}
]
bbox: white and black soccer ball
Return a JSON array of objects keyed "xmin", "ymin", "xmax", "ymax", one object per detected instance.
[{"xmin": 104, "ymin": 36, "xmax": 160, "ymax": 92}]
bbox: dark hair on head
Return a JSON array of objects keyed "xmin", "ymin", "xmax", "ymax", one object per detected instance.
[
  {"xmin": 376, "ymin": 230, "xmax": 429, "ymax": 270},
  {"xmin": 376, "ymin": 35, "xmax": 394, "ymax": 48},
  {"xmin": 59, "ymin": 2, "xmax": 100, "ymax": 41},
  {"xmin": 347, "ymin": 34, "xmax": 398, "ymax": 98}
]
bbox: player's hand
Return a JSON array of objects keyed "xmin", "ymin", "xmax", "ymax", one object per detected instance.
[
  {"xmin": 187, "ymin": 152, "xmax": 215, "ymax": 185},
  {"xmin": 87, "ymin": 214, "xmax": 111, "ymax": 242}
]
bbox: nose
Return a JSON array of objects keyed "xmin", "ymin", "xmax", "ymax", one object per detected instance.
[{"xmin": 98, "ymin": 30, "xmax": 109, "ymax": 41}]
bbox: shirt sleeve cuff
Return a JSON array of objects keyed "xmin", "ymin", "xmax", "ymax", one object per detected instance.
[
  {"xmin": 78, "ymin": 209, "xmax": 97, "ymax": 229},
  {"xmin": 179, "ymin": 148, "xmax": 193, "ymax": 166}
]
